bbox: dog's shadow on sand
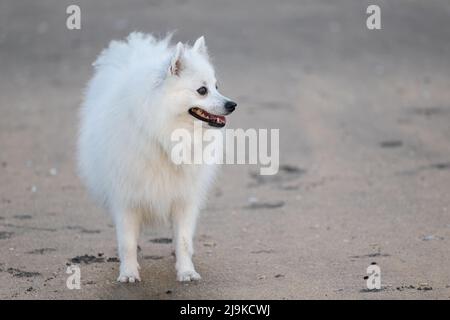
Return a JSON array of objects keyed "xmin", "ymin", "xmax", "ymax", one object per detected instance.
[{"xmin": 100, "ymin": 258, "xmax": 204, "ymax": 299}]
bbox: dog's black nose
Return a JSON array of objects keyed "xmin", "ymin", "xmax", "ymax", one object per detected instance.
[{"xmin": 224, "ymin": 101, "xmax": 237, "ymax": 112}]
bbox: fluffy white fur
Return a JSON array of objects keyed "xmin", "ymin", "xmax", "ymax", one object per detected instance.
[{"xmin": 78, "ymin": 32, "xmax": 234, "ymax": 282}]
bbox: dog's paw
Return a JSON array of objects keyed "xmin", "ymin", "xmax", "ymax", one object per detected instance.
[
  {"xmin": 117, "ymin": 272, "xmax": 141, "ymax": 283},
  {"xmin": 117, "ymin": 264, "xmax": 141, "ymax": 283},
  {"xmin": 177, "ymin": 270, "xmax": 201, "ymax": 282}
]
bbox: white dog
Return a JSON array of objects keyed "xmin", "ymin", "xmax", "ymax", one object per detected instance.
[{"xmin": 78, "ymin": 32, "xmax": 236, "ymax": 282}]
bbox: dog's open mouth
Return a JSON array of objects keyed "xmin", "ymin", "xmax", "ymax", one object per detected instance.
[{"xmin": 188, "ymin": 107, "xmax": 226, "ymax": 128}]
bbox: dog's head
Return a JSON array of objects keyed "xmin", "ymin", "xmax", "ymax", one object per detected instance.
[{"xmin": 164, "ymin": 36, "xmax": 236, "ymax": 128}]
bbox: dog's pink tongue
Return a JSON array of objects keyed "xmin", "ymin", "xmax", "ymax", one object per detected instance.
[{"xmin": 214, "ymin": 115, "xmax": 226, "ymax": 125}]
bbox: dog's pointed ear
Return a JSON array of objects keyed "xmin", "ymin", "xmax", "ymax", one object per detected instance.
[
  {"xmin": 193, "ymin": 36, "xmax": 208, "ymax": 57},
  {"xmin": 169, "ymin": 42, "xmax": 185, "ymax": 76}
]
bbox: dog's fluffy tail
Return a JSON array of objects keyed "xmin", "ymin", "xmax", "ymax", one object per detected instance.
[
  {"xmin": 82, "ymin": 31, "xmax": 175, "ymax": 113},
  {"xmin": 93, "ymin": 32, "xmax": 174, "ymax": 71}
]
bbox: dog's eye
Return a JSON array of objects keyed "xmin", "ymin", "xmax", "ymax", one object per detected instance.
[
  {"xmin": 215, "ymin": 84, "xmax": 218, "ymax": 90},
  {"xmin": 197, "ymin": 86, "xmax": 208, "ymax": 96}
]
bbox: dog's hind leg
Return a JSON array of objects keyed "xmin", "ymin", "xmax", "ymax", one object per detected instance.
[
  {"xmin": 171, "ymin": 202, "xmax": 201, "ymax": 282},
  {"xmin": 114, "ymin": 207, "xmax": 141, "ymax": 283}
]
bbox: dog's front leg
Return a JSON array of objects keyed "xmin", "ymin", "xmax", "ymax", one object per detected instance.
[
  {"xmin": 172, "ymin": 202, "xmax": 201, "ymax": 282},
  {"xmin": 114, "ymin": 207, "xmax": 141, "ymax": 283}
]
